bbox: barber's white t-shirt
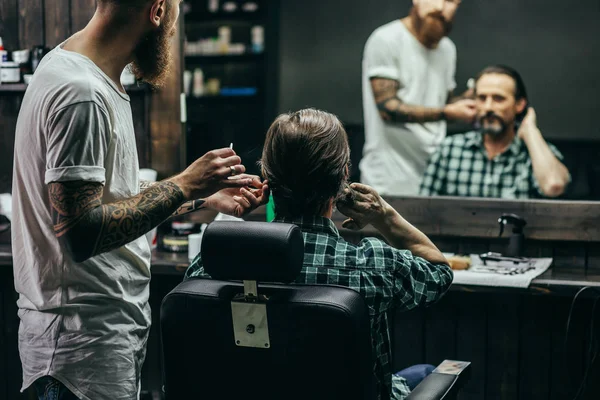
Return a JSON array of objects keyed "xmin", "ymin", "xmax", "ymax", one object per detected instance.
[
  {"xmin": 12, "ymin": 45, "xmax": 150, "ymax": 400},
  {"xmin": 360, "ymin": 20, "xmax": 457, "ymax": 196}
]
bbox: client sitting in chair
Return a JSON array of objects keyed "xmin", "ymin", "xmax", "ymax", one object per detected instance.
[{"xmin": 185, "ymin": 108, "xmax": 454, "ymax": 400}]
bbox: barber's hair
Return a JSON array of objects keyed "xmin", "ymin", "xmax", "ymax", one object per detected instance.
[
  {"xmin": 260, "ymin": 108, "xmax": 350, "ymax": 218},
  {"xmin": 475, "ymin": 65, "xmax": 528, "ymax": 101}
]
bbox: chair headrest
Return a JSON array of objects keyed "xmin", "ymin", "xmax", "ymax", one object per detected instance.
[{"xmin": 201, "ymin": 221, "xmax": 304, "ymax": 283}]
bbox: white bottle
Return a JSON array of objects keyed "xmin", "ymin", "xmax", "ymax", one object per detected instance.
[
  {"xmin": 218, "ymin": 26, "xmax": 231, "ymax": 54},
  {"xmin": 251, "ymin": 26, "xmax": 264, "ymax": 53},
  {"xmin": 193, "ymin": 68, "xmax": 204, "ymax": 97},
  {"xmin": 183, "ymin": 70, "xmax": 192, "ymax": 96},
  {"xmin": 0, "ymin": 37, "xmax": 7, "ymax": 63},
  {"xmin": 208, "ymin": 0, "xmax": 219, "ymax": 12}
]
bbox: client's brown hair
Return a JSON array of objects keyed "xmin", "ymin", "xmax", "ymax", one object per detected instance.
[{"xmin": 260, "ymin": 108, "xmax": 350, "ymax": 218}]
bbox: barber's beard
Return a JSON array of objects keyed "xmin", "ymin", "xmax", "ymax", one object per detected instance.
[
  {"xmin": 130, "ymin": 23, "xmax": 174, "ymax": 89},
  {"xmin": 413, "ymin": 9, "xmax": 453, "ymax": 44}
]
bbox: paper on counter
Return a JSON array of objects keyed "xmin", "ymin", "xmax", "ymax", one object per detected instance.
[{"xmin": 445, "ymin": 253, "xmax": 553, "ymax": 289}]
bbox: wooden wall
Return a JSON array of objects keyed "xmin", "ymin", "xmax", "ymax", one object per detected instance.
[{"xmin": 0, "ymin": 0, "xmax": 183, "ymax": 194}]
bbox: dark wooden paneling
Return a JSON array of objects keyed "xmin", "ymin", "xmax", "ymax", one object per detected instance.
[
  {"xmin": 0, "ymin": 271, "xmax": 6, "ymax": 400},
  {"xmin": 392, "ymin": 308, "xmax": 425, "ymax": 371},
  {"xmin": 130, "ymin": 92, "xmax": 151, "ymax": 168},
  {"xmin": 553, "ymin": 241, "xmax": 587, "ymax": 271},
  {"xmin": 44, "ymin": 0, "xmax": 70, "ymax": 48},
  {"xmin": 586, "ymin": 243, "xmax": 600, "ymax": 275},
  {"xmin": 424, "ymin": 294, "xmax": 457, "ymax": 365},
  {"xmin": 0, "ymin": 96, "xmax": 21, "ymax": 193},
  {"xmin": 0, "ymin": 0, "xmax": 19, "ymax": 50},
  {"xmin": 70, "ymin": 0, "xmax": 95, "ymax": 33},
  {"xmin": 485, "ymin": 294, "xmax": 520, "ymax": 400},
  {"xmin": 150, "ymin": 20, "xmax": 182, "ymax": 178},
  {"xmin": 456, "ymin": 293, "xmax": 487, "ymax": 400},
  {"xmin": 18, "ymin": 0, "xmax": 44, "ymax": 48},
  {"xmin": 518, "ymin": 296, "xmax": 552, "ymax": 400},
  {"xmin": 549, "ymin": 297, "xmax": 572, "ymax": 400},
  {"xmin": 458, "ymin": 238, "xmax": 490, "ymax": 256},
  {"xmin": 385, "ymin": 197, "xmax": 600, "ymax": 242}
]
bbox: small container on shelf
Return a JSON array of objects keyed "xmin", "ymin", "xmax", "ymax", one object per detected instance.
[
  {"xmin": 183, "ymin": 70, "xmax": 192, "ymax": 96},
  {"xmin": 241, "ymin": 1, "xmax": 259, "ymax": 12},
  {"xmin": 0, "ymin": 62, "xmax": 21, "ymax": 84},
  {"xmin": 208, "ymin": 0, "xmax": 219, "ymax": 12},
  {"xmin": 222, "ymin": 1, "xmax": 237, "ymax": 12},
  {"xmin": 193, "ymin": 68, "xmax": 205, "ymax": 97},
  {"xmin": 206, "ymin": 78, "xmax": 221, "ymax": 96},
  {"xmin": 251, "ymin": 26, "xmax": 264, "ymax": 53}
]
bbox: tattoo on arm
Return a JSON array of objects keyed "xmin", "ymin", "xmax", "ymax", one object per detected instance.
[
  {"xmin": 49, "ymin": 180, "xmax": 185, "ymax": 262},
  {"xmin": 173, "ymin": 199, "xmax": 206, "ymax": 216},
  {"xmin": 371, "ymin": 78, "xmax": 444, "ymax": 123},
  {"xmin": 140, "ymin": 179, "xmax": 206, "ymax": 216}
]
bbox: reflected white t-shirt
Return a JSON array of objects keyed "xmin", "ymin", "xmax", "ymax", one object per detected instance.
[
  {"xmin": 360, "ymin": 20, "xmax": 457, "ymax": 196},
  {"xmin": 12, "ymin": 45, "xmax": 151, "ymax": 400}
]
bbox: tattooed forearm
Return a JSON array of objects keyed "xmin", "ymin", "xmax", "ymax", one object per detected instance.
[
  {"xmin": 140, "ymin": 179, "xmax": 154, "ymax": 191},
  {"xmin": 49, "ymin": 182, "xmax": 103, "ymax": 237},
  {"xmin": 173, "ymin": 199, "xmax": 206, "ymax": 216},
  {"xmin": 140, "ymin": 180, "xmax": 206, "ymax": 217},
  {"xmin": 371, "ymin": 78, "xmax": 444, "ymax": 123},
  {"xmin": 49, "ymin": 180, "xmax": 185, "ymax": 262}
]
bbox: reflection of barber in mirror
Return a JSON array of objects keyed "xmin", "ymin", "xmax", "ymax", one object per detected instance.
[
  {"xmin": 361, "ymin": 0, "xmax": 476, "ymax": 197},
  {"xmin": 420, "ymin": 65, "xmax": 571, "ymax": 199}
]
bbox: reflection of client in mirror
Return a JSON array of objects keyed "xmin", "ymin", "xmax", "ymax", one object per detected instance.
[{"xmin": 420, "ymin": 65, "xmax": 571, "ymax": 199}]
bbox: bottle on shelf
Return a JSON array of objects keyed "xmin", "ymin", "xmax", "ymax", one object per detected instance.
[
  {"xmin": 0, "ymin": 37, "xmax": 8, "ymax": 63},
  {"xmin": 218, "ymin": 26, "xmax": 231, "ymax": 54},
  {"xmin": 251, "ymin": 26, "xmax": 264, "ymax": 54},
  {"xmin": 208, "ymin": 0, "xmax": 219, "ymax": 13},
  {"xmin": 183, "ymin": 70, "xmax": 192, "ymax": 96},
  {"xmin": 222, "ymin": 1, "xmax": 237, "ymax": 12},
  {"xmin": 241, "ymin": 2, "xmax": 259, "ymax": 12},
  {"xmin": 192, "ymin": 68, "xmax": 205, "ymax": 97}
]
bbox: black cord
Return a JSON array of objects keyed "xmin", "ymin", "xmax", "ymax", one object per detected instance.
[
  {"xmin": 564, "ymin": 287, "xmax": 593, "ymax": 353},
  {"xmin": 572, "ymin": 293, "xmax": 600, "ymax": 400}
]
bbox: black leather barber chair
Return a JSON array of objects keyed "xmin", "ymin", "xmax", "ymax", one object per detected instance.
[{"xmin": 160, "ymin": 222, "xmax": 470, "ymax": 400}]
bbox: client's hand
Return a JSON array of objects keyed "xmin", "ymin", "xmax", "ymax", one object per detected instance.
[
  {"xmin": 205, "ymin": 175, "xmax": 270, "ymax": 218},
  {"xmin": 336, "ymin": 183, "xmax": 389, "ymax": 230}
]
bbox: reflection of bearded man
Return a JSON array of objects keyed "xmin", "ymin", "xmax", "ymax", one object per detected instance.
[
  {"xmin": 130, "ymin": 1, "xmax": 176, "ymax": 88},
  {"xmin": 412, "ymin": 0, "xmax": 454, "ymax": 44}
]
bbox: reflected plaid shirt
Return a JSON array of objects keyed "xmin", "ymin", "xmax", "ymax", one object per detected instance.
[
  {"xmin": 185, "ymin": 216, "xmax": 453, "ymax": 400},
  {"xmin": 419, "ymin": 131, "xmax": 565, "ymax": 198}
]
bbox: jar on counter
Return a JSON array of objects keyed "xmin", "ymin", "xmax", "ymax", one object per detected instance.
[
  {"xmin": 0, "ymin": 62, "xmax": 21, "ymax": 83},
  {"xmin": 162, "ymin": 221, "xmax": 196, "ymax": 253}
]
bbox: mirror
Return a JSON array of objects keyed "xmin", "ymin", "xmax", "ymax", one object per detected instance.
[{"xmin": 276, "ymin": 0, "xmax": 600, "ymax": 201}]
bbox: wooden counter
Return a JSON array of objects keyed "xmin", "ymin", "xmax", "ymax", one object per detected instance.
[{"xmin": 2, "ymin": 196, "xmax": 600, "ymax": 399}]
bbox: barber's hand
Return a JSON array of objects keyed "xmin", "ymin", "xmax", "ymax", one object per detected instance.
[
  {"xmin": 517, "ymin": 107, "xmax": 538, "ymax": 140},
  {"xmin": 204, "ymin": 176, "xmax": 270, "ymax": 218},
  {"xmin": 169, "ymin": 148, "xmax": 254, "ymax": 200},
  {"xmin": 336, "ymin": 183, "xmax": 389, "ymax": 230},
  {"xmin": 443, "ymin": 99, "xmax": 477, "ymax": 124}
]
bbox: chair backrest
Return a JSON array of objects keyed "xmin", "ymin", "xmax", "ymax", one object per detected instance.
[{"xmin": 160, "ymin": 221, "xmax": 377, "ymax": 400}]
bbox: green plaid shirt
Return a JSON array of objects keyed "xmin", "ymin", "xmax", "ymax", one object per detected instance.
[
  {"xmin": 420, "ymin": 131, "xmax": 565, "ymax": 198},
  {"xmin": 185, "ymin": 216, "xmax": 453, "ymax": 400}
]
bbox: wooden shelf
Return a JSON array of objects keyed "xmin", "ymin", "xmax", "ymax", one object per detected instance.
[
  {"xmin": 0, "ymin": 83, "xmax": 27, "ymax": 92},
  {"xmin": 184, "ymin": 53, "xmax": 265, "ymax": 64},
  {"xmin": 0, "ymin": 83, "xmax": 150, "ymax": 94},
  {"xmin": 184, "ymin": 10, "xmax": 264, "ymax": 23}
]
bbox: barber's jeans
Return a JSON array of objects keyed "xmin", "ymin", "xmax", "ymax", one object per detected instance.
[
  {"xmin": 395, "ymin": 364, "xmax": 436, "ymax": 390},
  {"xmin": 33, "ymin": 376, "xmax": 79, "ymax": 400}
]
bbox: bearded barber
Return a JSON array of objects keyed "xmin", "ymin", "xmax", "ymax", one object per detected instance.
[
  {"xmin": 420, "ymin": 65, "xmax": 570, "ymax": 198},
  {"xmin": 11, "ymin": 0, "xmax": 268, "ymax": 399},
  {"xmin": 361, "ymin": 0, "xmax": 476, "ymax": 196}
]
